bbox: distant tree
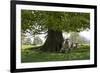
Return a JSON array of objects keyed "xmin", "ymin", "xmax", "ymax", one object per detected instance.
[
  {"xmin": 21, "ymin": 32, "xmax": 27, "ymax": 45},
  {"xmin": 69, "ymin": 32, "xmax": 90, "ymax": 44},
  {"xmin": 33, "ymin": 36, "xmax": 43, "ymax": 45},
  {"xmin": 22, "ymin": 37, "xmax": 32, "ymax": 45},
  {"xmin": 70, "ymin": 32, "xmax": 79, "ymax": 43},
  {"xmin": 21, "ymin": 10, "xmax": 90, "ymax": 52}
]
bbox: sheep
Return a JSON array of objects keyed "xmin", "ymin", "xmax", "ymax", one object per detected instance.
[{"xmin": 60, "ymin": 39, "xmax": 73, "ymax": 53}]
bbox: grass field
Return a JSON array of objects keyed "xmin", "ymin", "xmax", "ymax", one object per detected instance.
[{"xmin": 21, "ymin": 45, "xmax": 90, "ymax": 63}]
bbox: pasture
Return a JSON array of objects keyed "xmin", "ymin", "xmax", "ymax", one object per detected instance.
[{"xmin": 21, "ymin": 45, "xmax": 90, "ymax": 63}]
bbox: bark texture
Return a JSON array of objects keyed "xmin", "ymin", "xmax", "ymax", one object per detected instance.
[{"xmin": 40, "ymin": 29, "xmax": 64, "ymax": 52}]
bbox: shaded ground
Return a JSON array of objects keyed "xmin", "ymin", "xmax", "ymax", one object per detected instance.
[{"xmin": 21, "ymin": 45, "xmax": 90, "ymax": 63}]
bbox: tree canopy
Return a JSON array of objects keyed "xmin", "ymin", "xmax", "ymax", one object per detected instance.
[{"xmin": 21, "ymin": 10, "xmax": 90, "ymax": 34}]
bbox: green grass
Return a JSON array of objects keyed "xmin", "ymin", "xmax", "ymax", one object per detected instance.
[{"xmin": 21, "ymin": 45, "xmax": 90, "ymax": 63}]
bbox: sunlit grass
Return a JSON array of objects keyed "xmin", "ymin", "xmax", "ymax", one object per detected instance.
[{"xmin": 21, "ymin": 44, "xmax": 43, "ymax": 49}]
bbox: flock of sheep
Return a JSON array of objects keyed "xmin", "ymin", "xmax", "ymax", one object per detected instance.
[{"xmin": 60, "ymin": 39, "xmax": 79, "ymax": 53}]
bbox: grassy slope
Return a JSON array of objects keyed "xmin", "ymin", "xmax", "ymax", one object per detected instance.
[{"xmin": 21, "ymin": 45, "xmax": 90, "ymax": 63}]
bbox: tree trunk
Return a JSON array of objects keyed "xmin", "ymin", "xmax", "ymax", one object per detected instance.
[{"xmin": 40, "ymin": 29, "xmax": 64, "ymax": 52}]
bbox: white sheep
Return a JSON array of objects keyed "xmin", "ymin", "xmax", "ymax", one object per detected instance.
[{"xmin": 60, "ymin": 39, "xmax": 73, "ymax": 53}]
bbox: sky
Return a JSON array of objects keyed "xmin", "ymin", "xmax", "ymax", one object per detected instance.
[{"xmin": 79, "ymin": 30, "xmax": 90, "ymax": 40}]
